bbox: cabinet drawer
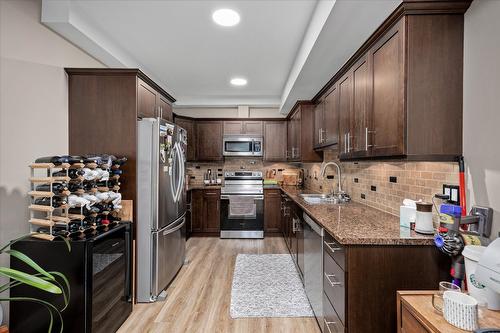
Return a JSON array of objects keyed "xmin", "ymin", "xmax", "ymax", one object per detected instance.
[
  {"xmin": 323, "ymin": 232, "xmax": 345, "ymax": 270},
  {"xmin": 323, "ymin": 293, "xmax": 345, "ymax": 333},
  {"xmin": 323, "ymin": 251, "xmax": 346, "ymax": 324},
  {"xmin": 401, "ymin": 305, "xmax": 430, "ymax": 333}
]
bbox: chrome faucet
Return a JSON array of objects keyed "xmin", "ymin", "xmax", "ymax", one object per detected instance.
[{"xmin": 320, "ymin": 161, "xmax": 349, "ymax": 202}]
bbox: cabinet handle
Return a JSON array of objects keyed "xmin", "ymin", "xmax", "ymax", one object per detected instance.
[
  {"xmin": 344, "ymin": 134, "xmax": 347, "ymax": 153},
  {"xmin": 347, "ymin": 132, "xmax": 351, "ymax": 152},
  {"xmin": 324, "ymin": 273, "xmax": 342, "ymax": 287},
  {"xmin": 324, "ymin": 241, "xmax": 342, "ymax": 253},
  {"xmin": 365, "ymin": 127, "xmax": 375, "ymax": 151},
  {"xmin": 324, "ymin": 319, "xmax": 337, "ymax": 333}
]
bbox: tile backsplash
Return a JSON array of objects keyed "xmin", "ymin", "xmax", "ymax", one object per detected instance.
[{"xmin": 303, "ymin": 151, "xmax": 459, "ymax": 216}]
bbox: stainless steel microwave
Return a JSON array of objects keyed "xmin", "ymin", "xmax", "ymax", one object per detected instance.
[{"xmin": 223, "ymin": 136, "xmax": 263, "ymax": 157}]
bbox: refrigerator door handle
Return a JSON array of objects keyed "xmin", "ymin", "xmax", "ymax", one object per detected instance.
[
  {"xmin": 174, "ymin": 142, "xmax": 185, "ymax": 202},
  {"xmin": 170, "ymin": 143, "xmax": 178, "ymax": 203},
  {"xmin": 162, "ymin": 217, "xmax": 186, "ymax": 235}
]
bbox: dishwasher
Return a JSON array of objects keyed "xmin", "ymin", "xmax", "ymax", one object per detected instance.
[{"xmin": 303, "ymin": 213, "xmax": 324, "ymax": 327}]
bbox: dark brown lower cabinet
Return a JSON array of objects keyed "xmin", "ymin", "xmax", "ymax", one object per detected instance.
[
  {"xmin": 322, "ymin": 232, "xmax": 449, "ymax": 333},
  {"xmin": 264, "ymin": 189, "xmax": 282, "ymax": 233},
  {"xmin": 189, "ymin": 189, "xmax": 220, "ymax": 234}
]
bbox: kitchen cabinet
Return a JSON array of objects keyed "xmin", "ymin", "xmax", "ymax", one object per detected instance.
[
  {"xmin": 203, "ymin": 189, "xmax": 221, "ymax": 232},
  {"xmin": 196, "ymin": 121, "xmax": 223, "ymax": 161},
  {"xmin": 263, "ymin": 121, "xmax": 287, "ymax": 161},
  {"xmin": 158, "ymin": 95, "xmax": 173, "ymax": 122},
  {"xmin": 287, "ymin": 102, "xmax": 322, "ymax": 162},
  {"xmin": 264, "ymin": 189, "xmax": 282, "ymax": 233},
  {"xmin": 321, "ymin": 231, "xmax": 448, "ymax": 332},
  {"xmin": 281, "ymin": 193, "xmax": 304, "ymax": 279},
  {"xmin": 174, "ymin": 116, "xmax": 196, "ymax": 161},
  {"xmin": 223, "ymin": 120, "xmax": 262, "ymax": 136},
  {"xmin": 189, "ymin": 189, "xmax": 220, "ymax": 234},
  {"xmin": 312, "ymin": 2, "xmax": 469, "ymax": 161},
  {"xmin": 314, "ymin": 84, "xmax": 339, "ymax": 149},
  {"xmin": 138, "ymin": 78, "xmax": 174, "ymax": 121},
  {"xmin": 66, "ymin": 68, "xmax": 175, "ymax": 231}
]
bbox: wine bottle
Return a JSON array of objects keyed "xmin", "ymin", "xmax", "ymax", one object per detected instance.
[
  {"xmin": 112, "ymin": 157, "xmax": 127, "ymax": 167},
  {"xmin": 35, "ymin": 156, "xmax": 70, "ymax": 165},
  {"xmin": 67, "ymin": 182, "xmax": 84, "ymax": 193},
  {"xmin": 35, "ymin": 183, "xmax": 69, "ymax": 195},
  {"xmin": 61, "ymin": 155, "xmax": 84, "ymax": 164},
  {"xmin": 33, "ymin": 197, "xmax": 67, "ymax": 208},
  {"xmin": 53, "ymin": 169, "xmax": 85, "ymax": 179},
  {"xmin": 111, "ymin": 169, "xmax": 123, "ymax": 175}
]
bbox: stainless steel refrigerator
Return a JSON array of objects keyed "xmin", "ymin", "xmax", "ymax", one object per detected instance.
[{"xmin": 137, "ymin": 118, "xmax": 187, "ymax": 302}]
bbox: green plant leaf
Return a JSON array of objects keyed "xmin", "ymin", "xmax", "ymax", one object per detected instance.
[
  {"xmin": 6, "ymin": 249, "xmax": 55, "ymax": 280},
  {"xmin": 54, "ymin": 235, "xmax": 71, "ymax": 252},
  {"xmin": 48, "ymin": 271, "xmax": 70, "ymax": 311},
  {"xmin": 0, "ymin": 234, "xmax": 30, "ymax": 253},
  {"xmin": 0, "ymin": 267, "xmax": 61, "ymax": 294}
]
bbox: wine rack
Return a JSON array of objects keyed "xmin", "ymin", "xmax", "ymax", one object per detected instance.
[{"xmin": 28, "ymin": 155, "xmax": 126, "ymax": 240}]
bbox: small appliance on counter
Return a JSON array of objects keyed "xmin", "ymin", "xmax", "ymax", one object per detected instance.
[
  {"xmin": 220, "ymin": 170, "xmax": 264, "ymax": 238},
  {"xmin": 203, "ymin": 168, "xmax": 222, "ymax": 185},
  {"xmin": 415, "ymin": 201, "xmax": 434, "ymax": 234},
  {"xmin": 137, "ymin": 118, "xmax": 187, "ymax": 302}
]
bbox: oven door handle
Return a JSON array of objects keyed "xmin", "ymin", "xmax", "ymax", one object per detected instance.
[{"xmin": 220, "ymin": 195, "xmax": 264, "ymax": 200}]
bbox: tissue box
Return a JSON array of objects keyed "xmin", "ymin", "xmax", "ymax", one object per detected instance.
[{"xmin": 400, "ymin": 206, "xmax": 416, "ymax": 228}]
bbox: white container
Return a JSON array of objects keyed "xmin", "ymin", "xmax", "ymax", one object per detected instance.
[
  {"xmin": 462, "ymin": 245, "xmax": 499, "ymax": 309},
  {"xmin": 415, "ymin": 202, "xmax": 433, "ymax": 234},
  {"xmin": 400, "ymin": 205, "xmax": 416, "ymax": 228},
  {"xmin": 443, "ymin": 291, "xmax": 478, "ymax": 331}
]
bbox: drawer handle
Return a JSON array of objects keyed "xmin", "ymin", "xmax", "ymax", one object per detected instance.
[
  {"xmin": 324, "ymin": 241, "xmax": 342, "ymax": 253},
  {"xmin": 325, "ymin": 273, "xmax": 342, "ymax": 287},
  {"xmin": 324, "ymin": 318, "xmax": 337, "ymax": 333}
]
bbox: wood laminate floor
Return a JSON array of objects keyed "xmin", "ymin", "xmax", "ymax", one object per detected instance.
[{"xmin": 118, "ymin": 236, "xmax": 320, "ymax": 333}]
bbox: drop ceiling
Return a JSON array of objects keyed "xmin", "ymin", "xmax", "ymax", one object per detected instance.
[{"xmin": 41, "ymin": 0, "xmax": 401, "ymax": 113}]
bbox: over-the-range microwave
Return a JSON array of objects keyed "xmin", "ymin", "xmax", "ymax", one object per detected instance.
[{"xmin": 223, "ymin": 136, "xmax": 263, "ymax": 157}]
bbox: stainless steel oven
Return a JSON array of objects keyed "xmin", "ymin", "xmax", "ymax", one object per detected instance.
[
  {"xmin": 220, "ymin": 171, "xmax": 264, "ymax": 238},
  {"xmin": 223, "ymin": 136, "xmax": 263, "ymax": 157}
]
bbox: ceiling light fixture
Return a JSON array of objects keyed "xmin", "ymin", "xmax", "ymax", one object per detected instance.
[
  {"xmin": 212, "ymin": 9, "xmax": 240, "ymax": 27},
  {"xmin": 230, "ymin": 78, "xmax": 247, "ymax": 86}
]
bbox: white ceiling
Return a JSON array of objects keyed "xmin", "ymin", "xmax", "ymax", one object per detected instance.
[{"xmin": 41, "ymin": 0, "xmax": 401, "ymax": 113}]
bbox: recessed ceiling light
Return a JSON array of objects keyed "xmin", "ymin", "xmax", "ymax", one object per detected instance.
[
  {"xmin": 212, "ymin": 9, "xmax": 240, "ymax": 27},
  {"xmin": 230, "ymin": 78, "xmax": 247, "ymax": 86}
]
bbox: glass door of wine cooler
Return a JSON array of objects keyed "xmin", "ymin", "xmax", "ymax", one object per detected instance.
[{"xmin": 91, "ymin": 225, "xmax": 132, "ymax": 333}]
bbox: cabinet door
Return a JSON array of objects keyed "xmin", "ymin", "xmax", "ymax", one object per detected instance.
[
  {"xmin": 264, "ymin": 189, "xmax": 282, "ymax": 232},
  {"xmin": 196, "ymin": 121, "xmax": 223, "ymax": 161},
  {"xmin": 174, "ymin": 118, "xmax": 196, "ymax": 161},
  {"xmin": 351, "ymin": 55, "xmax": 370, "ymax": 157},
  {"xmin": 137, "ymin": 79, "xmax": 157, "ymax": 118},
  {"xmin": 338, "ymin": 72, "xmax": 352, "ymax": 159},
  {"xmin": 243, "ymin": 121, "xmax": 263, "ymax": 136},
  {"xmin": 370, "ymin": 20, "xmax": 405, "ymax": 157},
  {"xmin": 313, "ymin": 99, "xmax": 324, "ymax": 147},
  {"xmin": 223, "ymin": 121, "xmax": 243, "ymax": 135},
  {"xmin": 158, "ymin": 95, "xmax": 173, "ymax": 122},
  {"xmin": 293, "ymin": 110, "xmax": 302, "ymax": 160},
  {"xmin": 203, "ymin": 190, "xmax": 220, "ymax": 232},
  {"xmin": 190, "ymin": 190, "xmax": 203, "ymax": 232},
  {"xmin": 286, "ymin": 118, "xmax": 293, "ymax": 161},
  {"xmin": 263, "ymin": 121, "xmax": 287, "ymax": 161},
  {"xmin": 323, "ymin": 84, "xmax": 340, "ymax": 146}
]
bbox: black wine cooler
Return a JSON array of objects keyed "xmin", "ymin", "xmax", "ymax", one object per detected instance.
[{"xmin": 10, "ymin": 223, "xmax": 132, "ymax": 333}]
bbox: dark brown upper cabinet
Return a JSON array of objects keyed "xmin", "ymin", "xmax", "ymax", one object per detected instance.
[
  {"xmin": 263, "ymin": 121, "xmax": 287, "ymax": 161},
  {"xmin": 312, "ymin": 1, "xmax": 470, "ymax": 161},
  {"xmin": 137, "ymin": 78, "xmax": 173, "ymax": 121},
  {"xmin": 287, "ymin": 102, "xmax": 322, "ymax": 162},
  {"xmin": 196, "ymin": 121, "xmax": 223, "ymax": 161},
  {"xmin": 223, "ymin": 120, "xmax": 263, "ymax": 136},
  {"xmin": 174, "ymin": 116, "xmax": 196, "ymax": 161},
  {"xmin": 314, "ymin": 84, "xmax": 339, "ymax": 149}
]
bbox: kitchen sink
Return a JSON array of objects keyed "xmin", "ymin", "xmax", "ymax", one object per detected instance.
[{"xmin": 299, "ymin": 193, "xmax": 349, "ymax": 205}]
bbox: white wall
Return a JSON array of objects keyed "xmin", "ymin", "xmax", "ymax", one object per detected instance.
[
  {"xmin": 464, "ymin": 0, "xmax": 500, "ymax": 240},
  {"xmin": 173, "ymin": 106, "xmax": 285, "ymax": 118},
  {"xmin": 0, "ymin": 0, "xmax": 104, "ymax": 322}
]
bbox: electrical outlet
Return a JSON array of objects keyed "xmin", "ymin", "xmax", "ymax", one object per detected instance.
[
  {"xmin": 443, "ymin": 184, "xmax": 460, "ymax": 205},
  {"xmin": 354, "ymin": 178, "xmax": 359, "ymax": 183},
  {"xmin": 389, "ymin": 176, "xmax": 397, "ymax": 183},
  {"xmin": 371, "ymin": 185, "xmax": 377, "ymax": 192},
  {"xmin": 361, "ymin": 193, "xmax": 366, "ymax": 199}
]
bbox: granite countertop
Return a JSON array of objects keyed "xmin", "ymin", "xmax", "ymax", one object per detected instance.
[
  {"xmin": 187, "ymin": 184, "xmax": 222, "ymax": 190},
  {"xmin": 280, "ymin": 186, "xmax": 435, "ymax": 246}
]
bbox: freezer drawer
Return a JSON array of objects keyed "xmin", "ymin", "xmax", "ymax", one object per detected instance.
[{"xmin": 152, "ymin": 216, "xmax": 186, "ymax": 298}]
